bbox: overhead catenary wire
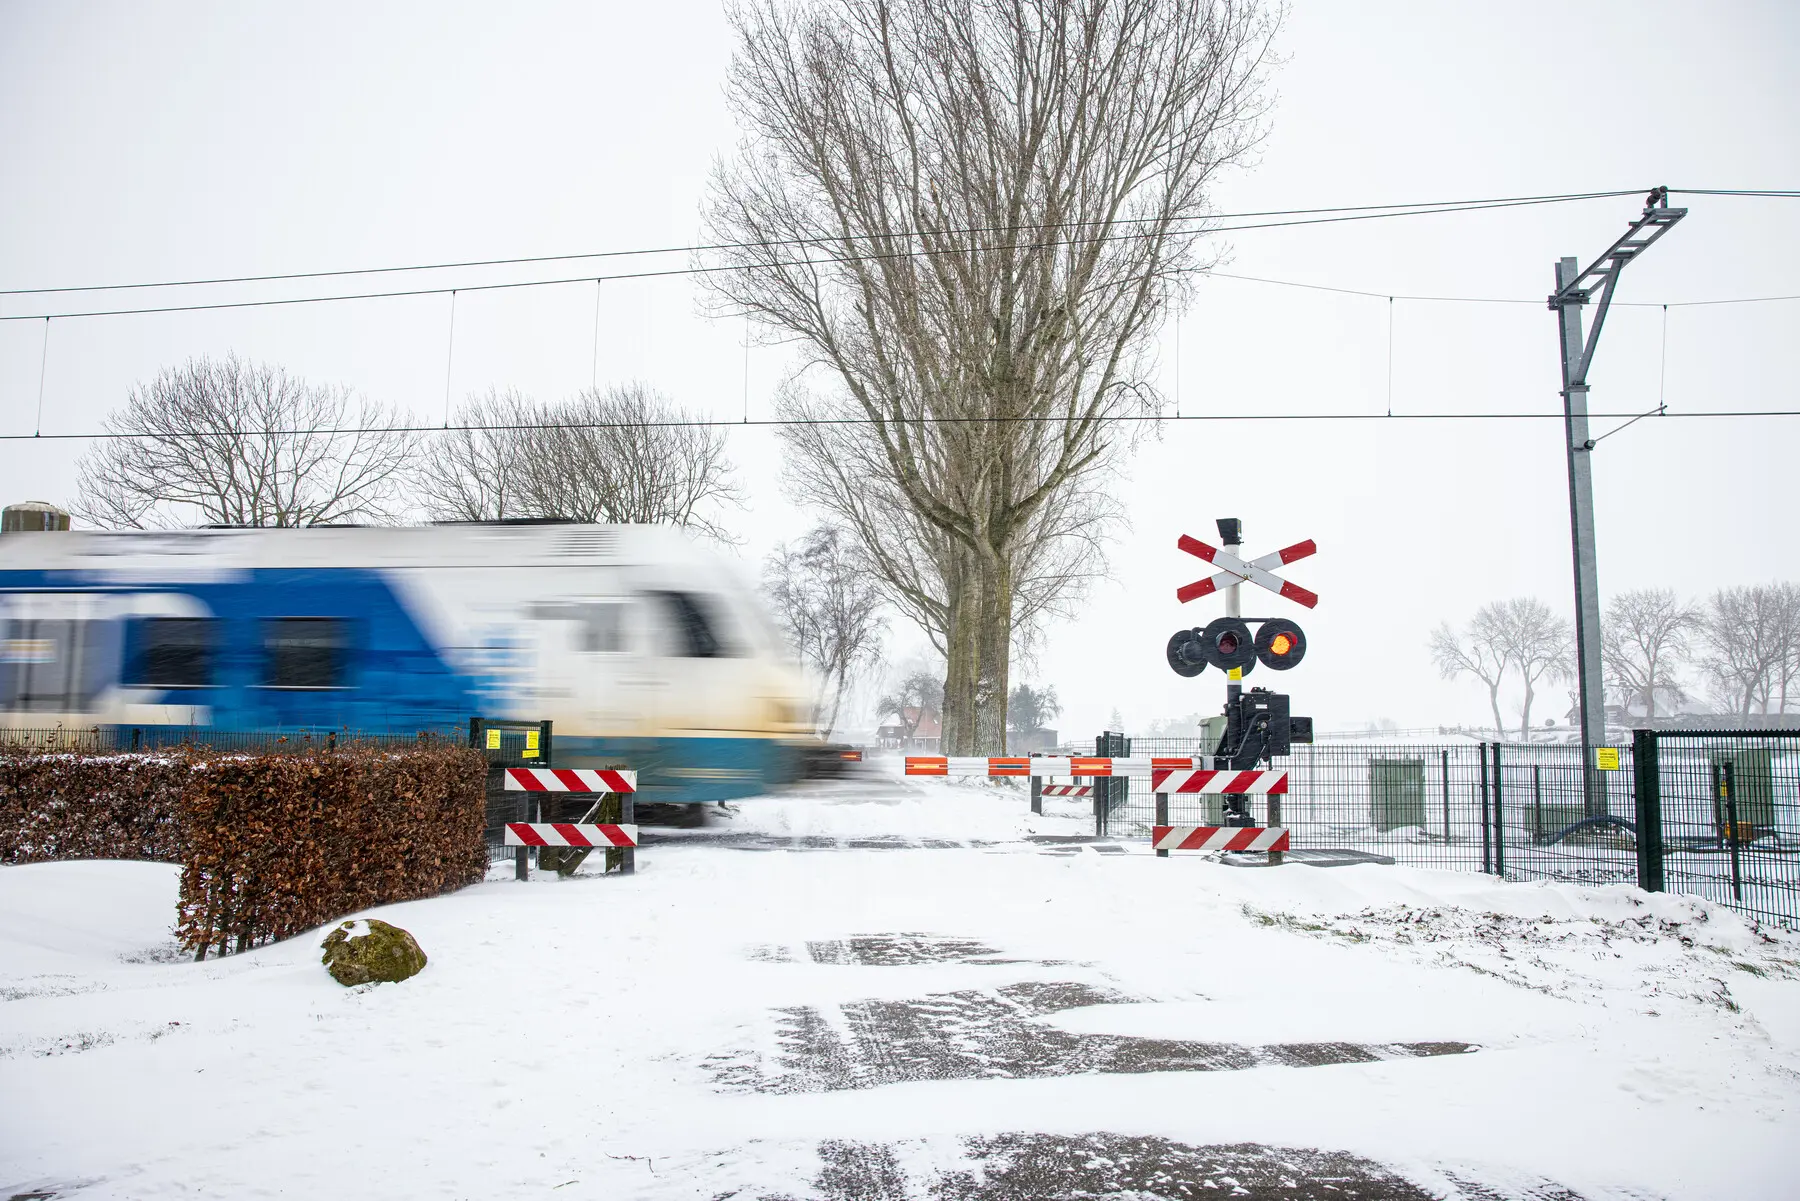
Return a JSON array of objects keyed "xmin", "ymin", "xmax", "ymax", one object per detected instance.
[
  {"xmin": 0, "ymin": 188, "xmax": 1655, "ymax": 299},
  {"xmin": 2, "ymin": 407, "xmax": 1793, "ymax": 444},
  {"xmin": 7, "ymin": 210, "xmax": 1794, "ymax": 324}
]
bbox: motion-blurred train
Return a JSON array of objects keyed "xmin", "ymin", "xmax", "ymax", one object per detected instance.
[{"xmin": 0, "ymin": 521, "xmax": 824, "ymax": 803}]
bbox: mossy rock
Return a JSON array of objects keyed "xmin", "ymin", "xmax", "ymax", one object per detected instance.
[{"xmin": 320, "ymin": 918, "xmax": 427, "ymax": 986}]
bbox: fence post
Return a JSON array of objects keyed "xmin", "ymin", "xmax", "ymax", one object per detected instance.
[
  {"xmin": 1723, "ymin": 761, "xmax": 1742, "ymax": 902},
  {"xmin": 1631, "ymin": 728, "xmax": 1663, "ymax": 893},
  {"xmin": 1479, "ymin": 743, "xmax": 1492, "ymax": 874},
  {"xmin": 1155, "ymin": 792, "xmax": 1169, "ymax": 858},
  {"xmin": 1441, "ymin": 749, "xmax": 1451, "ymax": 843},
  {"xmin": 1532, "ymin": 765, "xmax": 1543, "ymax": 843},
  {"xmin": 1030, "ymin": 758, "xmax": 1042, "ymax": 816},
  {"xmin": 1492, "ymin": 742, "xmax": 1505, "ymax": 878}
]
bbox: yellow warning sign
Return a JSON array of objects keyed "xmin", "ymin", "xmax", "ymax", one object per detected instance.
[
  {"xmin": 485, "ymin": 729, "xmax": 501, "ymax": 750},
  {"xmin": 1595, "ymin": 746, "xmax": 1620, "ymax": 771},
  {"xmin": 1227, "ymin": 667, "xmax": 1243, "ymax": 681},
  {"xmin": 522, "ymin": 748, "xmax": 539, "ymax": 759},
  {"xmin": 525, "ymin": 730, "xmax": 540, "ymax": 750}
]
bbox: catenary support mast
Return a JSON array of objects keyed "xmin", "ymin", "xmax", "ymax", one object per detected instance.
[{"xmin": 1548, "ymin": 187, "xmax": 1685, "ymax": 812}]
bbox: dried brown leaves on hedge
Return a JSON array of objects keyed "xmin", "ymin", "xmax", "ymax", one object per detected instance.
[
  {"xmin": 2, "ymin": 741, "xmax": 487, "ymax": 958},
  {"xmin": 0, "ymin": 749, "xmax": 188, "ymax": 865},
  {"xmin": 176, "ymin": 744, "xmax": 488, "ymax": 958}
]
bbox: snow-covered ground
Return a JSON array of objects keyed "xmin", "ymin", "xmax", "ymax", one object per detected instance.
[{"xmin": 3, "ymin": 770, "xmax": 1797, "ymax": 1200}]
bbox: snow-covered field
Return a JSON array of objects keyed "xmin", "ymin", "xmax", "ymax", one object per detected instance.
[{"xmin": 3, "ymin": 770, "xmax": 1798, "ymax": 1200}]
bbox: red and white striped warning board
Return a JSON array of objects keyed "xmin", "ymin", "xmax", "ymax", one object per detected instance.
[
  {"xmin": 503, "ymin": 768, "xmax": 637, "ymax": 793},
  {"xmin": 1150, "ymin": 769, "xmax": 1287, "ymax": 794},
  {"xmin": 906, "ymin": 756, "xmax": 1202, "ymax": 778},
  {"xmin": 504, "ymin": 822, "xmax": 639, "ymax": 848},
  {"xmin": 1152, "ymin": 825, "xmax": 1290, "ymax": 852},
  {"xmin": 1039, "ymin": 784, "xmax": 1093, "ymax": 797},
  {"xmin": 1177, "ymin": 534, "xmax": 1318, "ymax": 609}
]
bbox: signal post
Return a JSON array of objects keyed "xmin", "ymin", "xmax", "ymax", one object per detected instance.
[{"xmin": 1165, "ymin": 517, "xmax": 1317, "ymax": 861}]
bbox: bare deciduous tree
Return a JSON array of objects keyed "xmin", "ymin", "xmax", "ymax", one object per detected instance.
[
  {"xmin": 764, "ymin": 525, "xmax": 888, "ymax": 738},
  {"xmin": 1698, "ymin": 583, "xmax": 1800, "ymax": 715},
  {"xmin": 876, "ymin": 664, "xmax": 945, "ymax": 745},
  {"xmin": 1007, "ymin": 683, "xmax": 1061, "ymax": 740},
  {"xmin": 1429, "ymin": 606, "xmax": 1511, "ymax": 736},
  {"xmin": 413, "ymin": 388, "xmax": 532, "ymax": 521},
  {"xmin": 416, "ymin": 383, "xmax": 744, "ymax": 539},
  {"xmin": 701, "ymin": 0, "xmax": 1281, "ymax": 754},
  {"xmin": 1494, "ymin": 597, "xmax": 1573, "ymax": 736},
  {"xmin": 780, "ymin": 399, "xmax": 1117, "ymax": 666},
  {"xmin": 1602, "ymin": 588, "xmax": 1698, "ymax": 721},
  {"xmin": 74, "ymin": 355, "xmax": 410, "ymax": 529}
]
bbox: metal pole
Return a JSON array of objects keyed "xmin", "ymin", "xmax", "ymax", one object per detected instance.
[
  {"xmin": 1266, "ymin": 791, "xmax": 1283, "ymax": 866},
  {"xmin": 1479, "ymin": 743, "xmax": 1492, "ymax": 874},
  {"xmin": 1492, "ymin": 742, "xmax": 1506, "ymax": 878},
  {"xmin": 1533, "ymin": 765, "xmax": 1543, "ymax": 843},
  {"xmin": 1441, "ymin": 749, "xmax": 1451, "ymax": 844},
  {"xmin": 1723, "ymin": 762, "xmax": 1742, "ymax": 902},
  {"xmin": 1216, "ymin": 519, "xmax": 1245, "ymax": 823},
  {"xmin": 1155, "ymin": 792, "xmax": 1169, "ymax": 858},
  {"xmin": 1631, "ymin": 728, "xmax": 1664, "ymax": 893},
  {"xmin": 1554, "ymin": 255, "xmax": 1607, "ymax": 820},
  {"xmin": 1549, "ymin": 195, "xmax": 1686, "ymax": 816}
]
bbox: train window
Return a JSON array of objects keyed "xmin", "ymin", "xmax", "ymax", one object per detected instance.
[
  {"xmin": 262, "ymin": 618, "xmax": 351, "ymax": 689},
  {"xmin": 649, "ymin": 590, "xmax": 740, "ymax": 658},
  {"xmin": 578, "ymin": 602, "xmax": 628, "ymax": 654},
  {"xmin": 132, "ymin": 618, "xmax": 216, "ymax": 688},
  {"xmin": 0, "ymin": 617, "xmax": 119, "ymax": 713}
]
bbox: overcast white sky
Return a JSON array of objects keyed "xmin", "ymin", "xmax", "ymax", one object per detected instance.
[{"xmin": 2, "ymin": 1, "xmax": 1797, "ymax": 738}]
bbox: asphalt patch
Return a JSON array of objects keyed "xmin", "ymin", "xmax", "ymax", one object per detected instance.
[
  {"xmin": 770, "ymin": 1134, "xmax": 1623, "ymax": 1200},
  {"xmin": 710, "ymin": 980, "xmax": 1473, "ymax": 1093},
  {"xmin": 746, "ymin": 933, "xmax": 1067, "ymax": 967}
]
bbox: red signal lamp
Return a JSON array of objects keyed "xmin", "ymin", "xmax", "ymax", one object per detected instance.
[{"xmin": 1254, "ymin": 618, "xmax": 1307, "ymax": 670}]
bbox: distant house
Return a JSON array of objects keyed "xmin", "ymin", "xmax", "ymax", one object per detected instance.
[{"xmin": 877, "ymin": 708, "xmax": 941, "ymax": 752}]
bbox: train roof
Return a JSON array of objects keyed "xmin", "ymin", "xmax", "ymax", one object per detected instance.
[{"xmin": 0, "ymin": 522, "xmax": 717, "ymax": 572}]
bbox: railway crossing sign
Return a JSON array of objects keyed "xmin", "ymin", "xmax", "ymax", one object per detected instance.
[{"xmin": 1176, "ymin": 534, "xmax": 1318, "ymax": 609}]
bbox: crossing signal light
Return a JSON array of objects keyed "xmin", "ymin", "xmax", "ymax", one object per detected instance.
[
  {"xmin": 1254, "ymin": 618, "xmax": 1307, "ymax": 670},
  {"xmin": 1166, "ymin": 629, "xmax": 1207, "ymax": 677},
  {"xmin": 1167, "ymin": 618, "xmax": 1309, "ymax": 678},
  {"xmin": 1200, "ymin": 617, "xmax": 1258, "ymax": 674}
]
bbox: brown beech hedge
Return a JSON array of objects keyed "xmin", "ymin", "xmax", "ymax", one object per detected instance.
[
  {"xmin": 2, "ymin": 743, "xmax": 488, "ymax": 959},
  {"xmin": 0, "ymin": 749, "xmax": 188, "ymax": 865}
]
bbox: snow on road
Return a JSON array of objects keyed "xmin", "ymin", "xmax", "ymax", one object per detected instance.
[{"xmin": 2, "ymin": 769, "xmax": 1797, "ymax": 1200}]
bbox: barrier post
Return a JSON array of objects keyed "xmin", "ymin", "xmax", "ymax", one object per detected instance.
[
  {"xmin": 619, "ymin": 786, "xmax": 636, "ymax": 876},
  {"xmin": 1030, "ymin": 758, "xmax": 1042, "ymax": 816},
  {"xmin": 1155, "ymin": 792, "xmax": 1169, "ymax": 858},
  {"xmin": 1266, "ymin": 793, "xmax": 1283, "ymax": 866}
]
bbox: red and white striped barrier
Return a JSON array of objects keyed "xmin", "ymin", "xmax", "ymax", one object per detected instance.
[
  {"xmin": 1039, "ymin": 784, "xmax": 1093, "ymax": 797},
  {"xmin": 905, "ymin": 757, "xmax": 1287, "ymax": 794},
  {"xmin": 907, "ymin": 756, "xmax": 1206, "ymax": 778},
  {"xmin": 1150, "ymin": 769, "xmax": 1287, "ymax": 794},
  {"xmin": 503, "ymin": 768, "xmax": 637, "ymax": 793},
  {"xmin": 505, "ymin": 822, "xmax": 639, "ymax": 848},
  {"xmin": 1152, "ymin": 825, "xmax": 1290, "ymax": 853}
]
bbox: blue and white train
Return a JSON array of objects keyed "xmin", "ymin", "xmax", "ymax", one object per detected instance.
[{"xmin": 0, "ymin": 521, "xmax": 820, "ymax": 803}]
